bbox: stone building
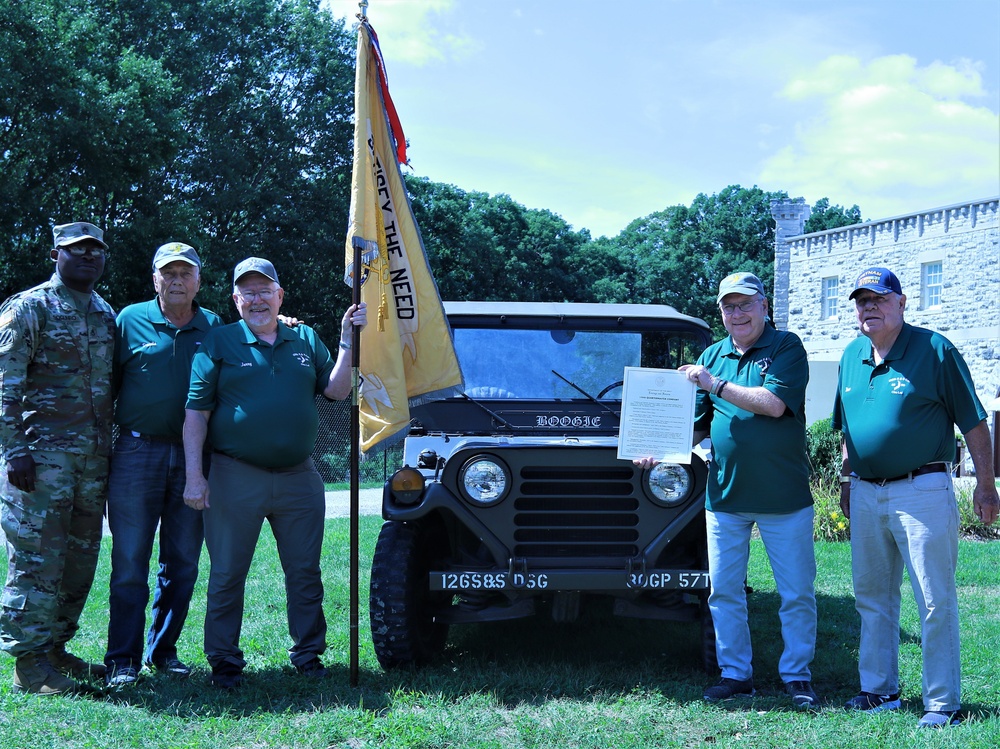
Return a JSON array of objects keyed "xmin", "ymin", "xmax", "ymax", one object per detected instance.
[{"xmin": 770, "ymin": 196, "xmax": 1000, "ymax": 472}]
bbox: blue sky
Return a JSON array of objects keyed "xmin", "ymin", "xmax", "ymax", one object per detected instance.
[{"xmin": 327, "ymin": 0, "xmax": 1000, "ymax": 239}]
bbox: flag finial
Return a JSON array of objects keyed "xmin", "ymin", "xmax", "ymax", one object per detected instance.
[{"xmin": 359, "ymin": 0, "xmax": 368, "ymax": 19}]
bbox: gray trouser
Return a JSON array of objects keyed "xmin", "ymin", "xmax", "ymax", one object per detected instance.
[{"xmin": 202, "ymin": 453, "xmax": 326, "ymax": 670}]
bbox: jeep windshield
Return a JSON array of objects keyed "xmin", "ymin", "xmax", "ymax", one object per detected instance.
[
  {"xmin": 449, "ymin": 301, "xmax": 710, "ymax": 401},
  {"xmin": 408, "ymin": 302, "xmax": 711, "ymax": 435}
]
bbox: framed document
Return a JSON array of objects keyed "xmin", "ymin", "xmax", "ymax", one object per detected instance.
[{"xmin": 616, "ymin": 367, "xmax": 696, "ymax": 464}]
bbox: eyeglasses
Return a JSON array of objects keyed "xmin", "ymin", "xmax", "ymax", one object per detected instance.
[
  {"xmin": 236, "ymin": 288, "xmax": 277, "ymax": 302},
  {"xmin": 61, "ymin": 245, "xmax": 106, "ymax": 258},
  {"xmin": 720, "ymin": 299, "xmax": 760, "ymax": 316}
]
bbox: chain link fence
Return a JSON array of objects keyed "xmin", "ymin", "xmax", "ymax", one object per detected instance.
[{"xmin": 312, "ymin": 397, "xmax": 404, "ymax": 486}]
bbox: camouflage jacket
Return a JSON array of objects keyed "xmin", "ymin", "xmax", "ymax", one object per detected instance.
[{"xmin": 0, "ymin": 273, "xmax": 116, "ymax": 460}]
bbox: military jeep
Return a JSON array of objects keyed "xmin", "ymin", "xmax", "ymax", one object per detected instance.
[{"xmin": 369, "ymin": 301, "xmax": 716, "ymax": 670}]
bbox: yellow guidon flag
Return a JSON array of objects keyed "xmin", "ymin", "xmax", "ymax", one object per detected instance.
[{"xmin": 344, "ymin": 19, "xmax": 463, "ymax": 453}]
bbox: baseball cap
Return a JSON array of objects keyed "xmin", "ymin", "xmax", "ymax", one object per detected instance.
[
  {"xmin": 52, "ymin": 222, "xmax": 108, "ymax": 250},
  {"xmin": 152, "ymin": 242, "xmax": 201, "ymax": 270},
  {"xmin": 233, "ymin": 257, "xmax": 279, "ymax": 285},
  {"xmin": 717, "ymin": 272, "xmax": 765, "ymax": 303},
  {"xmin": 849, "ymin": 267, "xmax": 902, "ymax": 299}
]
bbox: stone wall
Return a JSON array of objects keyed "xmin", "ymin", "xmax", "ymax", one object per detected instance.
[{"xmin": 771, "ymin": 197, "xmax": 1000, "ymax": 458}]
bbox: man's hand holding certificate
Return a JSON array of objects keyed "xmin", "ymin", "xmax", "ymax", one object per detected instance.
[{"xmin": 617, "ymin": 367, "xmax": 696, "ymax": 464}]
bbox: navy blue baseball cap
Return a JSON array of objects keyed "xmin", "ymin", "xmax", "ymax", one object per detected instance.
[{"xmin": 849, "ymin": 267, "xmax": 902, "ymax": 299}]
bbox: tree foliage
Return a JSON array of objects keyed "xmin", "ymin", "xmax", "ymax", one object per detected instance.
[
  {"xmin": 406, "ymin": 176, "xmax": 590, "ymax": 303},
  {"xmin": 1, "ymin": 0, "xmax": 356, "ymax": 338},
  {"xmin": 805, "ymin": 198, "xmax": 864, "ymax": 233},
  {"xmin": 1, "ymin": 2, "xmax": 865, "ymax": 340}
]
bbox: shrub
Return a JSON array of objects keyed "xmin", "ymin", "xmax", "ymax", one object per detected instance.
[
  {"xmin": 812, "ymin": 479, "xmax": 849, "ymax": 542},
  {"xmin": 806, "ymin": 416, "xmax": 841, "ymax": 486}
]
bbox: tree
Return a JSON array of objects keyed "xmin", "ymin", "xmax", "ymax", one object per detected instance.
[
  {"xmin": 597, "ymin": 186, "xmax": 788, "ymax": 334},
  {"xmin": 406, "ymin": 176, "xmax": 589, "ymax": 303},
  {"xmin": 1, "ymin": 0, "xmax": 356, "ymax": 340},
  {"xmin": 805, "ymin": 198, "xmax": 864, "ymax": 233}
]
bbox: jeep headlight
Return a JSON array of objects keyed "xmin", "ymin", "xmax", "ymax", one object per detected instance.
[
  {"xmin": 459, "ymin": 456, "xmax": 510, "ymax": 506},
  {"xmin": 646, "ymin": 463, "xmax": 692, "ymax": 506}
]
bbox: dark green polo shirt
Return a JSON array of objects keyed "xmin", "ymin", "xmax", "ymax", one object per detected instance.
[
  {"xmin": 693, "ymin": 325, "xmax": 812, "ymax": 514},
  {"xmin": 114, "ymin": 299, "xmax": 224, "ymax": 439},
  {"xmin": 832, "ymin": 323, "xmax": 986, "ymax": 479},
  {"xmin": 186, "ymin": 320, "xmax": 336, "ymax": 469}
]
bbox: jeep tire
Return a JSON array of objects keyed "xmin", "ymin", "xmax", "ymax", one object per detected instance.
[{"xmin": 370, "ymin": 519, "xmax": 451, "ymax": 669}]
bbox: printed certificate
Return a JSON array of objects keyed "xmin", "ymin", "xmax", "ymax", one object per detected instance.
[{"xmin": 616, "ymin": 367, "xmax": 696, "ymax": 463}]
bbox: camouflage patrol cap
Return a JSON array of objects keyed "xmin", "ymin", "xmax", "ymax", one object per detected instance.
[
  {"xmin": 53, "ymin": 222, "xmax": 108, "ymax": 250},
  {"xmin": 152, "ymin": 242, "xmax": 201, "ymax": 270}
]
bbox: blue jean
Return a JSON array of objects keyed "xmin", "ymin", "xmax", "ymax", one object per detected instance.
[
  {"xmin": 105, "ymin": 433, "xmax": 206, "ymax": 669},
  {"xmin": 705, "ymin": 505, "xmax": 817, "ymax": 683},
  {"xmin": 849, "ymin": 472, "xmax": 960, "ymax": 712}
]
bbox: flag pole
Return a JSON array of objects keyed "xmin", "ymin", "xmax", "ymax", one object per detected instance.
[
  {"xmin": 349, "ymin": 0, "xmax": 368, "ymax": 690},
  {"xmin": 349, "ymin": 242, "xmax": 362, "ymax": 688}
]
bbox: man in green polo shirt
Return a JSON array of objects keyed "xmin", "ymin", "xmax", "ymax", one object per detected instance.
[
  {"xmin": 104, "ymin": 242, "xmax": 223, "ymax": 688},
  {"xmin": 833, "ymin": 266, "xmax": 998, "ymax": 729},
  {"xmin": 638, "ymin": 272, "xmax": 818, "ymax": 708},
  {"xmin": 182, "ymin": 257, "xmax": 366, "ymax": 689}
]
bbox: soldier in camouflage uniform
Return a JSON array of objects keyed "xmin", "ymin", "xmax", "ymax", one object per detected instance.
[{"xmin": 0, "ymin": 221, "xmax": 115, "ymax": 695}]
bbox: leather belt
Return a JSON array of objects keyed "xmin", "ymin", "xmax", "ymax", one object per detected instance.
[
  {"xmin": 130, "ymin": 430, "xmax": 182, "ymax": 445},
  {"xmin": 860, "ymin": 462, "xmax": 949, "ymax": 487}
]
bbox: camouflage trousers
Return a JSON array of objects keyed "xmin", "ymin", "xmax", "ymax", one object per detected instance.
[{"xmin": 1, "ymin": 451, "xmax": 108, "ymax": 656}]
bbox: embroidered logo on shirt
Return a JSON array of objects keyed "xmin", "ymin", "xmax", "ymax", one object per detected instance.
[
  {"xmin": 756, "ymin": 357, "xmax": 773, "ymax": 375},
  {"xmin": 889, "ymin": 376, "xmax": 909, "ymax": 394},
  {"xmin": 241, "ymin": 362, "xmax": 253, "ymax": 367},
  {"xmin": 293, "ymin": 353, "xmax": 311, "ymax": 367}
]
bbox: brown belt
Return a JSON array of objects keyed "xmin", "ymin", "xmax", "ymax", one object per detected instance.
[{"xmin": 860, "ymin": 462, "xmax": 949, "ymax": 487}]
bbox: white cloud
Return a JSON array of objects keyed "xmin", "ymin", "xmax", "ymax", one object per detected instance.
[
  {"xmin": 323, "ymin": 0, "xmax": 476, "ymax": 66},
  {"xmin": 760, "ymin": 53, "xmax": 1000, "ymax": 217}
]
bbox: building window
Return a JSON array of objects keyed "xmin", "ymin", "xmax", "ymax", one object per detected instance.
[
  {"xmin": 821, "ymin": 276, "xmax": 839, "ymax": 319},
  {"xmin": 922, "ymin": 261, "xmax": 943, "ymax": 308}
]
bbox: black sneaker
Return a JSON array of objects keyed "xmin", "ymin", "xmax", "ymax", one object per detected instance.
[
  {"xmin": 210, "ymin": 663, "xmax": 243, "ymax": 690},
  {"xmin": 295, "ymin": 657, "xmax": 329, "ymax": 679},
  {"xmin": 844, "ymin": 691, "xmax": 901, "ymax": 712},
  {"xmin": 703, "ymin": 677, "xmax": 755, "ymax": 702},
  {"xmin": 785, "ymin": 680, "xmax": 819, "ymax": 709},
  {"xmin": 146, "ymin": 657, "xmax": 192, "ymax": 677},
  {"xmin": 918, "ymin": 710, "xmax": 961, "ymax": 728},
  {"xmin": 105, "ymin": 665, "xmax": 140, "ymax": 689}
]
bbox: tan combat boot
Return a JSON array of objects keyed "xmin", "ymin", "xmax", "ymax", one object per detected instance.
[
  {"xmin": 48, "ymin": 644, "xmax": 107, "ymax": 679},
  {"xmin": 13, "ymin": 652, "xmax": 78, "ymax": 695}
]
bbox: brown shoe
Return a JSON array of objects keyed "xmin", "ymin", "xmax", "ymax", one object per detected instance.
[
  {"xmin": 48, "ymin": 644, "xmax": 107, "ymax": 679},
  {"xmin": 13, "ymin": 652, "xmax": 79, "ymax": 695}
]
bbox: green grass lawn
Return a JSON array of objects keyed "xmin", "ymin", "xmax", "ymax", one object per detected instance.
[{"xmin": 1, "ymin": 518, "xmax": 997, "ymax": 748}]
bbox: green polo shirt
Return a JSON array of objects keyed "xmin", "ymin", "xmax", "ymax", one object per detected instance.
[
  {"xmin": 693, "ymin": 325, "xmax": 812, "ymax": 514},
  {"xmin": 832, "ymin": 323, "xmax": 985, "ymax": 480},
  {"xmin": 186, "ymin": 320, "xmax": 336, "ymax": 469},
  {"xmin": 114, "ymin": 299, "xmax": 224, "ymax": 439}
]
